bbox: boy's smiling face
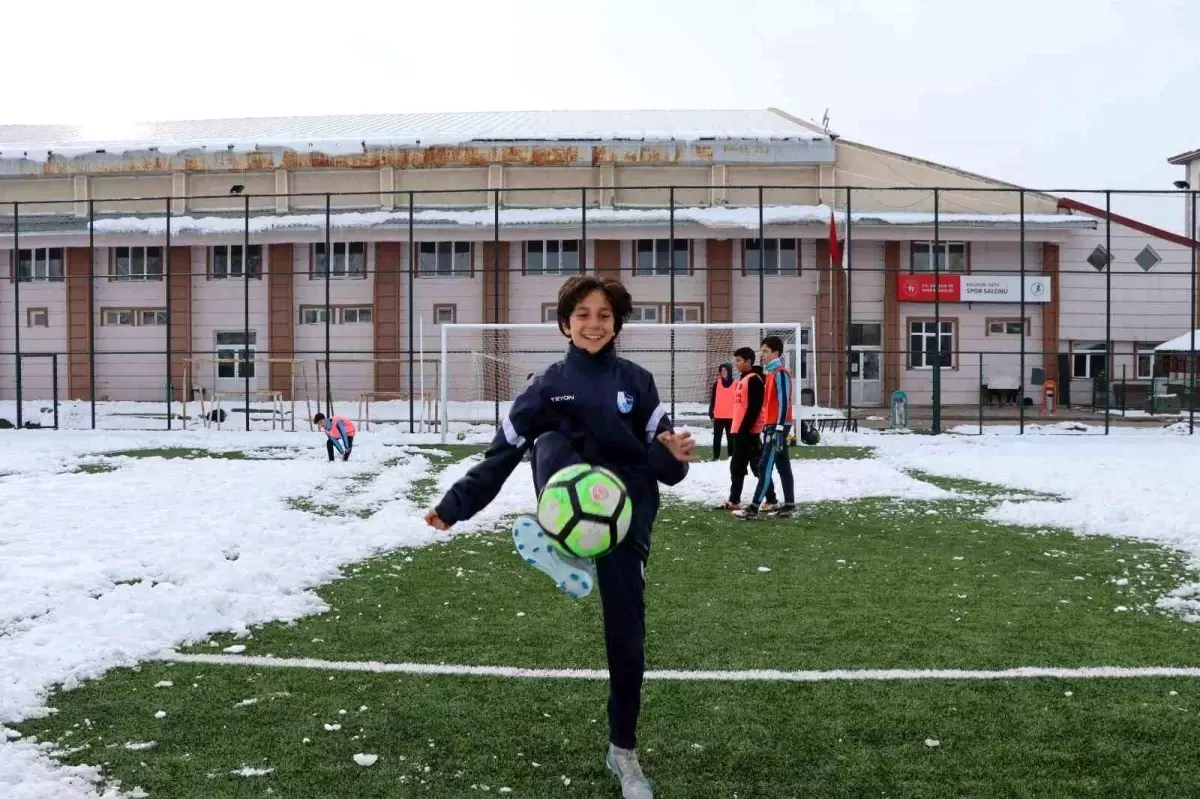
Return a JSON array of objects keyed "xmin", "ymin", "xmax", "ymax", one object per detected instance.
[{"xmin": 566, "ymin": 288, "xmax": 616, "ymax": 354}]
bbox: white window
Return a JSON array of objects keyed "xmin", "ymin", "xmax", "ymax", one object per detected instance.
[
  {"xmin": 139, "ymin": 309, "xmax": 168, "ymax": 326},
  {"xmin": 909, "ymin": 320, "xmax": 955, "ymax": 369},
  {"xmin": 434, "ymin": 304, "xmax": 457, "ymax": 324},
  {"xmin": 635, "ymin": 239, "xmax": 688, "ymax": 276},
  {"xmin": 526, "ymin": 241, "xmax": 580, "ymax": 276},
  {"xmin": 300, "ymin": 307, "xmax": 329, "ymax": 325},
  {"xmin": 211, "ymin": 244, "xmax": 262, "ymax": 279},
  {"xmin": 112, "ymin": 246, "xmax": 164, "ymax": 281},
  {"xmin": 911, "ymin": 241, "xmax": 967, "ymax": 273},
  {"xmin": 26, "ymin": 308, "xmax": 49, "ymax": 328},
  {"xmin": 628, "ymin": 303, "xmax": 660, "ymax": 323},
  {"xmin": 1072, "ymin": 343, "xmax": 1107, "ymax": 379},
  {"xmin": 1137, "ymin": 345, "xmax": 1160, "ymax": 381},
  {"xmin": 988, "ymin": 319, "xmax": 1028, "ymax": 336},
  {"xmin": 313, "ymin": 242, "xmax": 367, "ymax": 279},
  {"xmin": 216, "ymin": 331, "xmax": 256, "ymax": 379},
  {"xmin": 342, "ymin": 306, "xmax": 372, "ymax": 324},
  {"xmin": 744, "ymin": 239, "xmax": 798, "ymax": 275},
  {"xmin": 419, "ymin": 242, "xmax": 472, "ymax": 277},
  {"xmin": 18, "ymin": 248, "xmax": 64, "ymax": 282},
  {"xmin": 671, "ymin": 305, "xmax": 703, "ymax": 323},
  {"xmin": 104, "ymin": 309, "xmax": 134, "ymax": 326},
  {"xmin": 541, "ymin": 304, "xmax": 558, "ymax": 323}
]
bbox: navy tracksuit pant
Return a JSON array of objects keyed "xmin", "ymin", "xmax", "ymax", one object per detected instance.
[{"xmin": 532, "ymin": 431, "xmax": 646, "ymax": 751}]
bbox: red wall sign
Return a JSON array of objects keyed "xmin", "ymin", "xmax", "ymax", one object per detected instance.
[{"xmin": 898, "ymin": 274, "xmax": 961, "ymax": 302}]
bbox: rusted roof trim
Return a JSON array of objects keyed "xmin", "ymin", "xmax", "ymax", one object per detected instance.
[{"xmin": 1057, "ymin": 197, "xmax": 1199, "ymax": 248}]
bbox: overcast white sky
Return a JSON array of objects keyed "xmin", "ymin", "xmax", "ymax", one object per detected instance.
[{"xmin": 2, "ymin": 0, "xmax": 1197, "ymax": 228}]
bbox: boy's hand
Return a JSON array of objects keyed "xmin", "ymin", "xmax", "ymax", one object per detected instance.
[
  {"xmin": 657, "ymin": 430, "xmax": 699, "ymax": 462},
  {"xmin": 424, "ymin": 509, "xmax": 451, "ymax": 531}
]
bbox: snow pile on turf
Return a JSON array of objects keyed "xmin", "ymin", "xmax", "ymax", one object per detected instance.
[
  {"xmin": 0, "ymin": 434, "xmax": 438, "ymax": 797},
  {"xmin": 867, "ymin": 429, "xmax": 1200, "ymax": 618},
  {"xmin": 665, "ymin": 457, "xmax": 952, "ymax": 504},
  {"xmin": 433, "ymin": 454, "xmax": 536, "ymax": 532}
]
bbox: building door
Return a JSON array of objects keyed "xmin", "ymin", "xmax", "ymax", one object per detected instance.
[
  {"xmin": 849, "ymin": 322, "xmax": 883, "ymax": 407},
  {"xmin": 215, "ymin": 331, "xmax": 257, "ymax": 394}
]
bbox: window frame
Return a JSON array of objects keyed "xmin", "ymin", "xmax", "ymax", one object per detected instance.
[
  {"xmin": 26, "ymin": 307, "xmax": 49, "ymax": 328},
  {"xmin": 310, "ymin": 242, "xmax": 368, "ymax": 280},
  {"xmin": 985, "ymin": 317, "xmax": 1031, "ymax": 337},
  {"xmin": 907, "ymin": 318, "xmax": 958, "ymax": 370},
  {"xmin": 1136, "ymin": 344, "xmax": 1160, "ymax": 381},
  {"xmin": 138, "ymin": 309, "xmax": 168, "ymax": 327},
  {"xmin": 299, "ymin": 306, "xmax": 331, "ymax": 326},
  {"xmin": 909, "ymin": 241, "xmax": 969, "ymax": 274},
  {"xmin": 417, "ymin": 242, "xmax": 474, "ymax": 278},
  {"xmin": 215, "ymin": 330, "xmax": 257, "ymax": 380},
  {"xmin": 101, "ymin": 308, "xmax": 135, "ymax": 327},
  {"xmin": 433, "ymin": 303, "xmax": 458, "ymax": 325},
  {"xmin": 633, "ymin": 239, "xmax": 692, "ymax": 277},
  {"xmin": 523, "ymin": 240, "xmax": 582, "ymax": 276},
  {"xmin": 109, "ymin": 246, "xmax": 164, "ymax": 282},
  {"xmin": 209, "ymin": 244, "xmax": 263, "ymax": 280},
  {"xmin": 1070, "ymin": 342, "xmax": 1108, "ymax": 380},
  {"xmin": 17, "ymin": 247, "xmax": 64, "ymax": 283},
  {"xmin": 341, "ymin": 306, "xmax": 373, "ymax": 324},
  {"xmin": 742, "ymin": 238, "xmax": 800, "ymax": 276}
]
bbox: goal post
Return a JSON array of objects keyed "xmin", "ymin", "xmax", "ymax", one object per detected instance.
[{"xmin": 439, "ymin": 322, "xmax": 815, "ymax": 443}]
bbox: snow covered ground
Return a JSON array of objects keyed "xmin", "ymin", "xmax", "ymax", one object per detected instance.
[{"xmin": 1, "ymin": 423, "xmax": 1199, "ymax": 796}]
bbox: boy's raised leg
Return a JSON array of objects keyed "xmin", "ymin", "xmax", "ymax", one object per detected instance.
[{"xmin": 511, "ymin": 431, "xmax": 598, "ymax": 598}]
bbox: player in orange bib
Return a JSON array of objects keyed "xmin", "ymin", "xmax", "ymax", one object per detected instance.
[
  {"xmin": 734, "ymin": 335, "xmax": 795, "ymax": 520},
  {"xmin": 313, "ymin": 412, "xmax": 356, "ymax": 462}
]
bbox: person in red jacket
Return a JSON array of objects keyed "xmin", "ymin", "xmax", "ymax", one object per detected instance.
[
  {"xmin": 707, "ymin": 362, "xmax": 735, "ymax": 460},
  {"xmin": 313, "ymin": 412, "xmax": 356, "ymax": 462}
]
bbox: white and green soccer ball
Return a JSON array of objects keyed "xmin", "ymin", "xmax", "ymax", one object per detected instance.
[{"xmin": 537, "ymin": 464, "xmax": 632, "ymax": 559}]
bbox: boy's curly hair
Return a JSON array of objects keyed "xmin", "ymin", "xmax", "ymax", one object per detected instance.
[{"xmin": 555, "ymin": 276, "xmax": 633, "ymax": 337}]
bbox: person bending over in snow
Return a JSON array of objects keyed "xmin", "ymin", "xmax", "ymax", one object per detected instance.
[
  {"xmin": 313, "ymin": 412, "xmax": 355, "ymax": 462},
  {"xmin": 424, "ymin": 275, "xmax": 697, "ymax": 799}
]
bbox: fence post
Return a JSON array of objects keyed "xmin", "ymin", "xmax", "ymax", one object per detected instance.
[
  {"xmin": 243, "ymin": 193, "xmax": 250, "ymax": 429},
  {"xmin": 758, "ymin": 186, "xmax": 765, "ymax": 324},
  {"xmin": 52, "ymin": 353, "xmax": 59, "ymax": 430},
  {"xmin": 978, "ymin": 354, "xmax": 984, "ymax": 435},
  {"xmin": 88, "ymin": 198, "xmax": 96, "ymax": 430},
  {"xmin": 669, "ymin": 186, "xmax": 676, "ymax": 420},
  {"xmin": 1019, "ymin": 189, "xmax": 1026, "ymax": 435},
  {"xmin": 1190, "ymin": 189, "xmax": 1197, "ymax": 435},
  {"xmin": 932, "ymin": 189, "xmax": 941, "ymax": 435},
  {"xmin": 408, "ymin": 191, "xmax": 415, "ymax": 434},
  {"xmin": 165, "ymin": 199, "xmax": 173, "ymax": 430},
  {"xmin": 493, "ymin": 189, "xmax": 500, "ymax": 430},
  {"xmin": 13, "ymin": 201, "xmax": 21, "ymax": 428},
  {"xmin": 1104, "ymin": 191, "xmax": 1112, "ymax": 435},
  {"xmin": 845, "ymin": 187, "xmax": 853, "ymax": 424},
  {"xmin": 324, "ymin": 193, "xmax": 332, "ymax": 416}
]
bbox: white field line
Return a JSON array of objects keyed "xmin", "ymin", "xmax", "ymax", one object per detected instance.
[{"xmin": 160, "ymin": 653, "xmax": 1200, "ymax": 682}]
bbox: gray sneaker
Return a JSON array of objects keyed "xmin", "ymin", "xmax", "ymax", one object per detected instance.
[{"xmin": 606, "ymin": 744, "xmax": 653, "ymax": 799}]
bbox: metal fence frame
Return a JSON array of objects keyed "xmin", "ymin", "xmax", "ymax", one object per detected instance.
[{"xmin": 2, "ymin": 184, "xmax": 1197, "ymax": 435}]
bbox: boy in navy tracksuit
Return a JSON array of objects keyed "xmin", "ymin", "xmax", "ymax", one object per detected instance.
[{"xmin": 425, "ymin": 275, "xmax": 696, "ymax": 799}]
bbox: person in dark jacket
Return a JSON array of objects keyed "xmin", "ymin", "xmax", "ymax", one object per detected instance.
[
  {"xmin": 717, "ymin": 350, "xmax": 776, "ymax": 510},
  {"xmin": 707, "ymin": 362, "xmax": 735, "ymax": 460},
  {"xmin": 425, "ymin": 275, "xmax": 696, "ymax": 799}
]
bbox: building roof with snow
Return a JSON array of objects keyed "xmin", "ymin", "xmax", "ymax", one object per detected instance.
[
  {"xmin": 1155, "ymin": 330, "xmax": 1200, "ymax": 353},
  {"xmin": 0, "ymin": 109, "xmax": 834, "ymax": 165},
  {"xmin": 1168, "ymin": 148, "xmax": 1200, "ymax": 166}
]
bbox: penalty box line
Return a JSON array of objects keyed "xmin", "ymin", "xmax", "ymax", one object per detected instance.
[{"xmin": 160, "ymin": 653, "xmax": 1200, "ymax": 682}]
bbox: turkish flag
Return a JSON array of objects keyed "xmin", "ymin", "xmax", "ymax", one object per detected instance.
[{"xmin": 828, "ymin": 210, "xmax": 842, "ymax": 266}]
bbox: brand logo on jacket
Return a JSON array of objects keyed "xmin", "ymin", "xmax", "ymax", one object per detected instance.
[
  {"xmin": 616, "ymin": 391, "xmax": 635, "ymax": 414},
  {"xmin": 550, "ymin": 395, "xmax": 575, "ymax": 403}
]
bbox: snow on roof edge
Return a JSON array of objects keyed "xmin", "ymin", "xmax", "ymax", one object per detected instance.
[{"xmin": 73, "ymin": 205, "xmax": 1095, "ymax": 237}]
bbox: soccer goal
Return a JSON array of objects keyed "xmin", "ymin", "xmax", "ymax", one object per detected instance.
[{"xmin": 438, "ymin": 322, "xmax": 817, "ymax": 443}]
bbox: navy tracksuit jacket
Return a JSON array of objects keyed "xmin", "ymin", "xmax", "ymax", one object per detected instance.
[{"xmin": 434, "ymin": 340, "xmax": 689, "ymax": 749}]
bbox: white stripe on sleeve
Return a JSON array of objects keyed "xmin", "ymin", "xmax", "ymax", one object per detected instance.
[
  {"xmin": 502, "ymin": 413, "xmax": 526, "ymax": 448},
  {"xmin": 645, "ymin": 403, "xmax": 667, "ymax": 443}
]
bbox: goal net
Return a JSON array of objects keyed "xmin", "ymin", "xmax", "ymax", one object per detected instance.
[{"xmin": 440, "ymin": 323, "xmax": 815, "ymax": 442}]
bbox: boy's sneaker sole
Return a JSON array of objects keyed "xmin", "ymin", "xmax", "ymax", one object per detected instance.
[{"xmin": 511, "ymin": 515, "xmax": 596, "ymax": 599}]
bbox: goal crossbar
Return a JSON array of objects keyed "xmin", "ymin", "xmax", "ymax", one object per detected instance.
[{"xmin": 439, "ymin": 322, "xmax": 816, "ymax": 443}]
